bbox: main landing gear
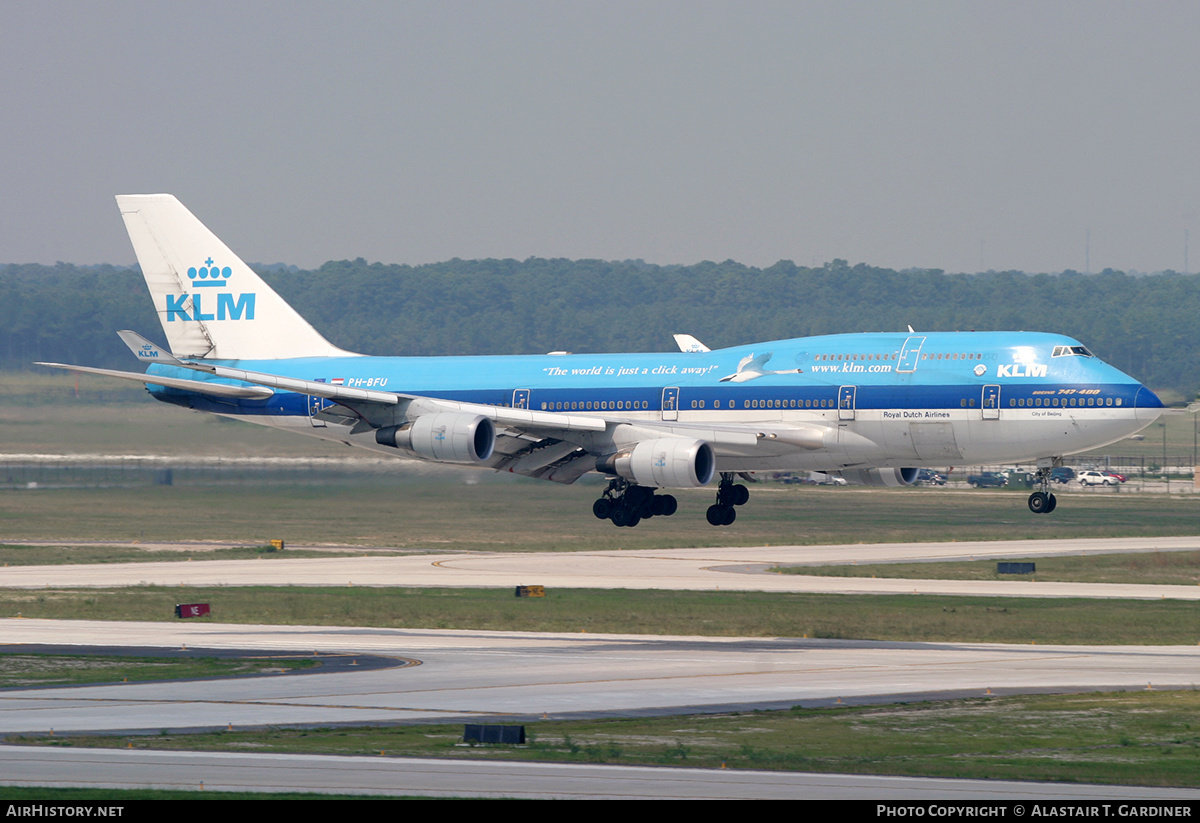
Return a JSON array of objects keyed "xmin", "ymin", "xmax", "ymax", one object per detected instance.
[
  {"xmin": 1028, "ymin": 467, "xmax": 1057, "ymax": 515},
  {"xmin": 706, "ymin": 473, "xmax": 751, "ymax": 527},
  {"xmin": 591, "ymin": 473, "xmax": 753, "ymax": 527},
  {"xmin": 592, "ymin": 479, "xmax": 678, "ymax": 528}
]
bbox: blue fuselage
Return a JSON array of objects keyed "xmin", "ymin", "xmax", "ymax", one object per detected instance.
[{"xmin": 146, "ymin": 330, "xmax": 1162, "ymax": 473}]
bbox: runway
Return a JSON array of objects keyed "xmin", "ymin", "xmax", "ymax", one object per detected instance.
[
  {"xmin": 4, "ymin": 746, "xmax": 1197, "ymax": 800},
  {"xmin": 2, "ymin": 536, "xmax": 1199, "ymax": 798},
  {"xmin": 3, "ymin": 619, "xmax": 1199, "ymax": 735}
]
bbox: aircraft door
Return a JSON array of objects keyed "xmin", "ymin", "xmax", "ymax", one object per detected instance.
[
  {"xmin": 512, "ymin": 389, "xmax": 530, "ymax": 409},
  {"xmin": 307, "ymin": 395, "xmax": 328, "ymax": 428},
  {"xmin": 897, "ymin": 336, "xmax": 926, "ymax": 373},
  {"xmin": 982, "ymin": 385, "xmax": 1000, "ymax": 419},
  {"xmin": 661, "ymin": 387, "xmax": 680, "ymax": 421},
  {"xmin": 838, "ymin": 385, "xmax": 857, "ymax": 420}
]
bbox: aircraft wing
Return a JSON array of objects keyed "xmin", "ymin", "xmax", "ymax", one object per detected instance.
[
  {"xmin": 36, "ymin": 362, "xmax": 275, "ymax": 399},
  {"xmin": 198, "ymin": 361, "xmax": 835, "ymax": 471},
  {"xmin": 42, "ymin": 358, "xmax": 830, "ymax": 485},
  {"xmin": 173, "ymin": 361, "xmax": 609, "ymax": 434}
]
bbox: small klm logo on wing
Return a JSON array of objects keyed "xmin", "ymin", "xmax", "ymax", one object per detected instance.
[{"xmin": 166, "ymin": 257, "xmax": 256, "ymax": 322}]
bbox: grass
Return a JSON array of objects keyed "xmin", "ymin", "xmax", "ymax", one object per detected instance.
[
  {"xmin": 6, "ymin": 386, "xmax": 1200, "ymax": 550},
  {"xmin": 7, "ymin": 481, "xmax": 1200, "ymax": 550},
  {"xmin": 12, "ymin": 691, "xmax": 1200, "ymax": 788},
  {"xmin": 774, "ymin": 549, "xmax": 1200, "ymax": 585},
  {"xmin": 0, "ymin": 787, "xmax": 424, "ymax": 800},
  {"xmin": 0, "ymin": 543, "xmax": 403, "ymax": 566},
  {"xmin": 0, "ymin": 391, "xmax": 347, "ymax": 457},
  {"xmin": 2, "ymin": 586, "xmax": 1198, "ymax": 645},
  {"xmin": 0, "ymin": 652, "xmax": 317, "ymax": 688}
]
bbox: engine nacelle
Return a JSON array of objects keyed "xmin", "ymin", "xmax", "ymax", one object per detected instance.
[
  {"xmin": 597, "ymin": 438, "xmax": 715, "ymax": 488},
  {"xmin": 839, "ymin": 467, "xmax": 919, "ymax": 487},
  {"xmin": 375, "ymin": 414, "xmax": 495, "ymax": 464}
]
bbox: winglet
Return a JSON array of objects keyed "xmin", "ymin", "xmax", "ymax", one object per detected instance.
[{"xmin": 116, "ymin": 330, "xmax": 184, "ymax": 365}]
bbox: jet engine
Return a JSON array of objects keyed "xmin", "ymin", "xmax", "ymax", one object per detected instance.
[
  {"xmin": 375, "ymin": 414, "xmax": 495, "ymax": 464},
  {"xmin": 597, "ymin": 438, "xmax": 715, "ymax": 488},
  {"xmin": 839, "ymin": 467, "xmax": 919, "ymax": 487}
]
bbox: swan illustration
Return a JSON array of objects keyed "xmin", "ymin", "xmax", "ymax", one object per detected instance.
[{"xmin": 719, "ymin": 352, "xmax": 802, "ymax": 383}]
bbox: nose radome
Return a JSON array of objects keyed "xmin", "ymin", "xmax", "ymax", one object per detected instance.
[{"xmin": 1134, "ymin": 386, "xmax": 1166, "ymax": 425}]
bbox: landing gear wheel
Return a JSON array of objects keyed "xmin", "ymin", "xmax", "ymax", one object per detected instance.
[
  {"xmin": 707, "ymin": 473, "xmax": 750, "ymax": 525},
  {"xmin": 706, "ymin": 504, "xmax": 736, "ymax": 526},
  {"xmin": 1028, "ymin": 463, "xmax": 1063, "ymax": 515},
  {"xmin": 594, "ymin": 480, "xmax": 679, "ymax": 527}
]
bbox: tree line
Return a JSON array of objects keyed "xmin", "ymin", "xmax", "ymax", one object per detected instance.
[{"xmin": 3, "ymin": 258, "xmax": 1197, "ymax": 401}]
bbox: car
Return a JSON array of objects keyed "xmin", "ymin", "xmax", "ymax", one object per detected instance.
[
  {"xmin": 1102, "ymin": 471, "xmax": 1128, "ymax": 483},
  {"xmin": 1050, "ymin": 467, "xmax": 1076, "ymax": 484},
  {"xmin": 967, "ymin": 471, "xmax": 1008, "ymax": 488},
  {"xmin": 1078, "ymin": 470, "xmax": 1113, "ymax": 486},
  {"xmin": 916, "ymin": 469, "xmax": 946, "ymax": 486}
]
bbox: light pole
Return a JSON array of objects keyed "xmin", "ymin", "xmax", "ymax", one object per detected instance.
[{"xmin": 1162, "ymin": 422, "xmax": 1168, "ymax": 493}]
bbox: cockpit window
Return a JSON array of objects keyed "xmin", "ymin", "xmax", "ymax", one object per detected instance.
[{"xmin": 1052, "ymin": 345, "xmax": 1094, "ymax": 358}]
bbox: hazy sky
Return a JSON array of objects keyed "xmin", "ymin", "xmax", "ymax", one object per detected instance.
[{"xmin": 4, "ymin": 1, "xmax": 1199, "ymax": 273}]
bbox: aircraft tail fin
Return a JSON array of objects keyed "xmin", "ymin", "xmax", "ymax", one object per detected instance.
[{"xmin": 116, "ymin": 194, "xmax": 357, "ymax": 361}]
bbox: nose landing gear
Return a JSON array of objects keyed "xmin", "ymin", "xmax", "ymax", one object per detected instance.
[{"xmin": 1028, "ymin": 467, "xmax": 1058, "ymax": 514}]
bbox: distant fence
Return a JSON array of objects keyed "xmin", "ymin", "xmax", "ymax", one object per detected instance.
[
  {"xmin": 5, "ymin": 453, "xmax": 1198, "ymax": 491},
  {"xmin": 958, "ymin": 455, "xmax": 1198, "ymax": 492}
]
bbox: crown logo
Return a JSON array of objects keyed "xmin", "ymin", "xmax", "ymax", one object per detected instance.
[{"xmin": 187, "ymin": 257, "xmax": 232, "ymax": 288}]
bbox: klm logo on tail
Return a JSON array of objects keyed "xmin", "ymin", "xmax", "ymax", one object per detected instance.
[{"xmin": 167, "ymin": 257, "xmax": 256, "ymax": 322}]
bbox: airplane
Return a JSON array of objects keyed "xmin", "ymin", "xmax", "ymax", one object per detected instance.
[{"xmin": 40, "ymin": 194, "xmax": 1166, "ymax": 527}]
